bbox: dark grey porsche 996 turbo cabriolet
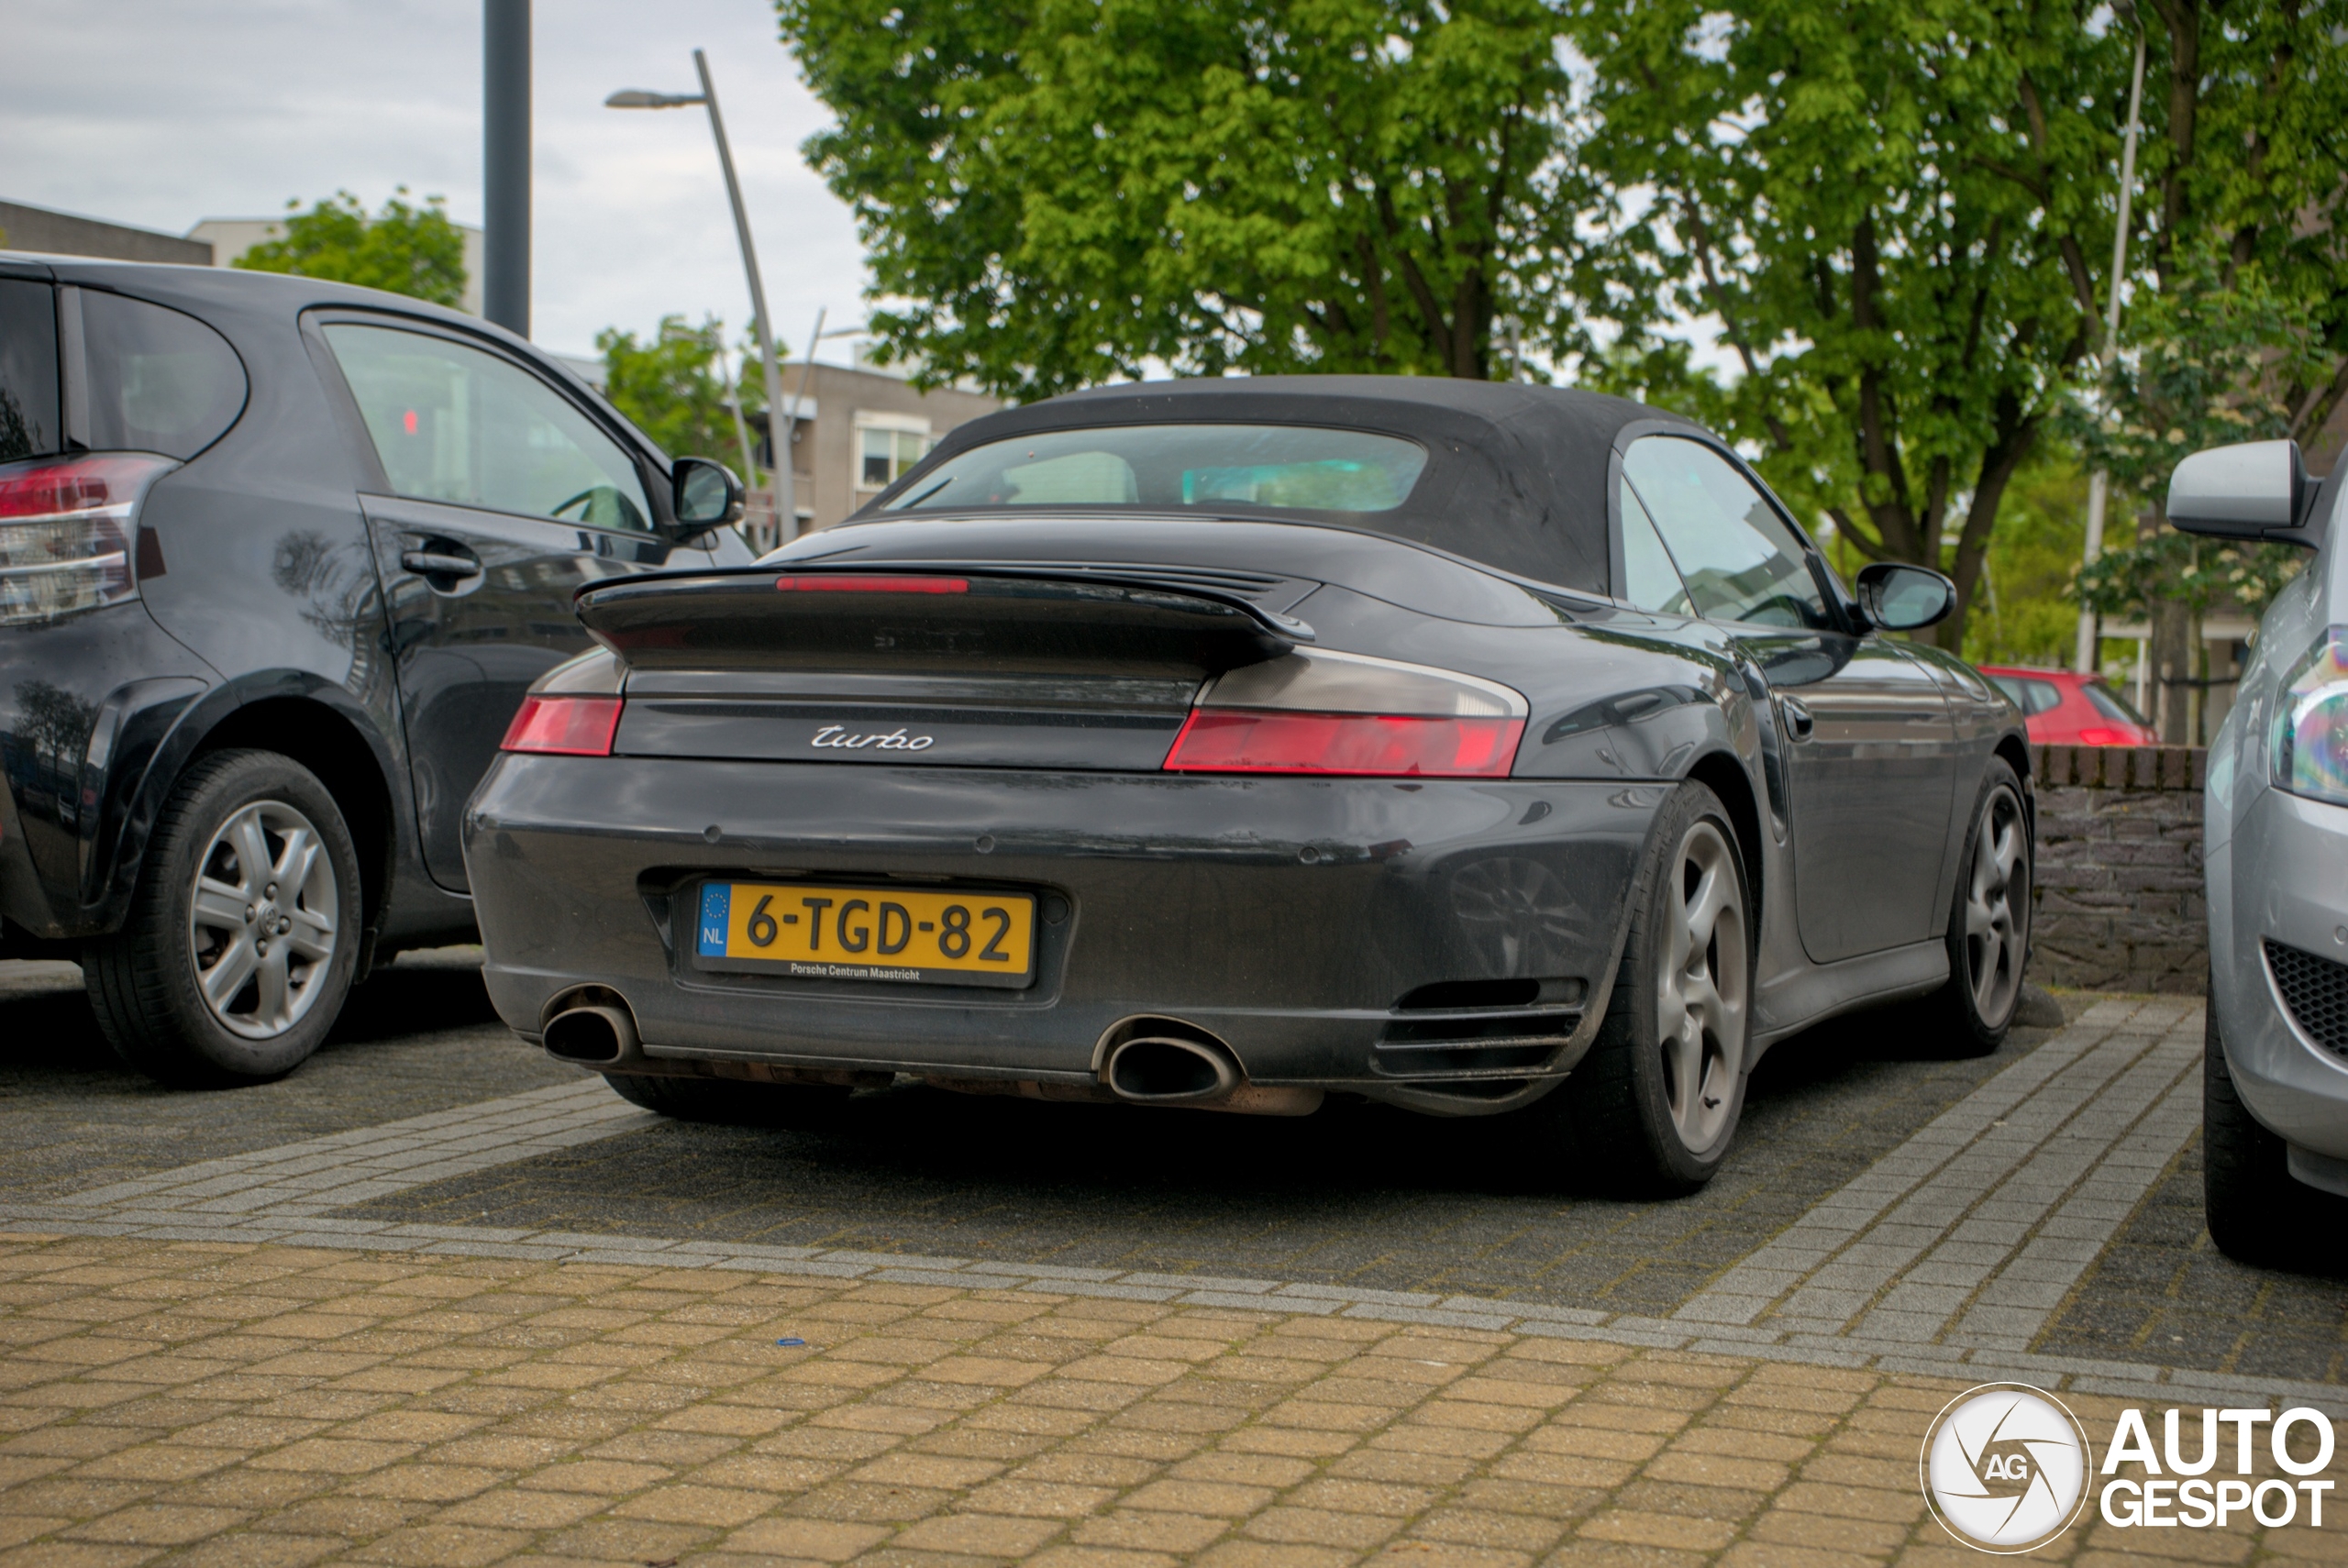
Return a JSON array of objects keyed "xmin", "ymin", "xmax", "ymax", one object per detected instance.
[{"xmin": 461, "ymin": 377, "xmax": 2032, "ymax": 1193}]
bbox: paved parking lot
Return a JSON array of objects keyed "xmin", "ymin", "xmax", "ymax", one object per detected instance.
[{"xmin": 3, "ymin": 952, "xmax": 2346, "ymax": 1563}]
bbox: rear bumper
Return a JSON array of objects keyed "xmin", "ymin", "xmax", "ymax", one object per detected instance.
[
  {"xmin": 0, "ymin": 605, "xmax": 215, "ymax": 940},
  {"xmin": 462, "ymin": 757, "xmax": 1654, "ymax": 1099}
]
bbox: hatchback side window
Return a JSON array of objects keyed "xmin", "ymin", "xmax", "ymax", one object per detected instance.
[
  {"xmin": 0, "ymin": 280, "xmax": 61, "ymax": 461},
  {"xmin": 1621, "ymin": 436, "xmax": 1831, "ymax": 629},
  {"xmin": 1617, "ymin": 477, "xmax": 1692, "ymax": 615},
  {"xmin": 324, "ymin": 323, "xmax": 651, "ymax": 531},
  {"xmin": 78, "ymin": 290, "xmax": 249, "ymax": 459}
]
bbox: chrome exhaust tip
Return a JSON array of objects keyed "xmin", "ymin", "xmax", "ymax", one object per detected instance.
[
  {"xmin": 1106, "ymin": 1034, "xmax": 1241, "ymax": 1103},
  {"xmin": 542, "ymin": 1001, "xmax": 637, "ymax": 1064}
]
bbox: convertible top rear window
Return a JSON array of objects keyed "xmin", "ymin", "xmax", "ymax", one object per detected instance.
[{"xmin": 880, "ymin": 424, "xmax": 1429, "ymax": 516}]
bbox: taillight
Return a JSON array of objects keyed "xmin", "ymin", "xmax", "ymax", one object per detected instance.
[
  {"xmin": 2075, "ymin": 726, "xmax": 2140, "ymax": 747},
  {"xmin": 0, "ymin": 453, "xmax": 177, "ymax": 625},
  {"xmin": 500, "ymin": 695, "xmax": 623, "ymax": 756},
  {"xmin": 1163, "ymin": 648, "xmax": 1529, "ymax": 778},
  {"xmin": 1165, "ymin": 710, "xmax": 1524, "ymax": 777}
]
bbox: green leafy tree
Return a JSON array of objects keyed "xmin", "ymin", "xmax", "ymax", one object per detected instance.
[
  {"xmin": 2067, "ymin": 1, "xmax": 2348, "ymax": 738},
  {"xmin": 2065, "ymin": 250, "xmax": 2319, "ymax": 734},
  {"xmin": 597, "ymin": 315, "xmax": 740, "ymax": 460},
  {"xmin": 1571, "ymin": 0, "xmax": 2138, "ymax": 651},
  {"xmin": 778, "ymin": 0, "xmax": 1591, "ymax": 395},
  {"xmin": 2133, "ymin": 0, "xmax": 2348, "ymax": 435},
  {"xmin": 233, "ymin": 189, "xmax": 468, "ymax": 308}
]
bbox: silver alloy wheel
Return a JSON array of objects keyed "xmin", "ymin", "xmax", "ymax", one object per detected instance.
[
  {"xmin": 1963, "ymin": 784, "xmax": 2029, "ymax": 1028},
  {"xmin": 1656, "ymin": 819, "xmax": 1748, "ymax": 1153},
  {"xmin": 186, "ymin": 800, "xmax": 340, "ymax": 1040}
]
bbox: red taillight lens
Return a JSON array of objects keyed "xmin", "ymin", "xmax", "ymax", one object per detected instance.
[
  {"xmin": 1163, "ymin": 710, "xmax": 1524, "ymax": 778},
  {"xmin": 500, "ymin": 695, "xmax": 623, "ymax": 756},
  {"xmin": 774, "ymin": 574, "xmax": 969, "ymax": 594},
  {"xmin": 0, "ymin": 453, "xmax": 176, "ymax": 624},
  {"xmin": 2075, "ymin": 726, "xmax": 2140, "ymax": 747}
]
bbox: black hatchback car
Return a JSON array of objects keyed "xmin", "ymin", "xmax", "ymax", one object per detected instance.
[{"xmin": 0, "ymin": 255, "xmax": 752, "ymax": 1084}]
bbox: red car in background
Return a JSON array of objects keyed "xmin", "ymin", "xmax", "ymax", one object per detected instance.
[{"xmin": 1978, "ymin": 666, "xmax": 2159, "ymax": 746}]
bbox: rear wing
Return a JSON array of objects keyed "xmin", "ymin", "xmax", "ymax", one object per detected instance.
[{"xmin": 574, "ymin": 566, "xmax": 1302, "ymax": 679}]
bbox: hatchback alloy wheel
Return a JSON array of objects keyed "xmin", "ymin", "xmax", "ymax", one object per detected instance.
[{"xmin": 187, "ymin": 800, "xmax": 341, "ymax": 1040}]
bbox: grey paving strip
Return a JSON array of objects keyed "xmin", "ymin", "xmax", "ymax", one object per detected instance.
[
  {"xmin": 35, "ymin": 1077, "xmax": 658, "ymax": 1220},
  {"xmin": 1674, "ymin": 996, "xmax": 2203, "ymax": 1344},
  {"xmin": 6, "ymin": 995, "xmax": 2319, "ymax": 1414}
]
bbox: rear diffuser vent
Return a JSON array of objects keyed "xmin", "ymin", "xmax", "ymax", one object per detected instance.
[
  {"xmin": 2265, "ymin": 939, "xmax": 2348, "ymax": 1058},
  {"xmin": 1397, "ymin": 978, "xmax": 1542, "ymax": 1010}
]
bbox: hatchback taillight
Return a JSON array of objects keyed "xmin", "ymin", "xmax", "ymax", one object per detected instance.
[
  {"xmin": 0, "ymin": 453, "xmax": 176, "ymax": 625},
  {"xmin": 500, "ymin": 695, "xmax": 623, "ymax": 756}
]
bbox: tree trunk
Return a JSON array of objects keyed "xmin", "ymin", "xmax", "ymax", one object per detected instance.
[{"xmin": 2151, "ymin": 597, "xmax": 2193, "ymax": 744}]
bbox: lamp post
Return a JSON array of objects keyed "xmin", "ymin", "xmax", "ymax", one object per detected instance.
[
  {"xmin": 2074, "ymin": 22, "xmax": 2149, "ymax": 674},
  {"xmin": 483, "ymin": 0, "xmax": 530, "ymax": 337},
  {"xmin": 607, "ymin": 50, "xmax": 794, "ymax": 547}
]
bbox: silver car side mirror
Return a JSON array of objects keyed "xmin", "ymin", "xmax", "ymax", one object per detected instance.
[{"xmin": 2167, "ymin": 438, "xmax": 2313, "ymax": 544}]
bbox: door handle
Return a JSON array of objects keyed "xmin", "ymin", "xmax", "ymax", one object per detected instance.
[
  {"xmin": 1780, "ymin": 697, "xmax": 1815, "ymax": 741},
  {"xmin": 401, "ymin": 547, "xmax": 482, "ymax": 580}
]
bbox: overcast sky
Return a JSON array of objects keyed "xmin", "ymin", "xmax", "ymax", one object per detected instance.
[{"xmin": 3, "ymin": 0, "xmax": 867, "ymax": 363}]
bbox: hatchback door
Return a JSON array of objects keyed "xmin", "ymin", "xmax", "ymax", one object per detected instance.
[
  {"xmin": 318, "ymin": 317, "xmax": 692, "ymax": 892},
  {"xmin": 1619, "ymin": 434, "xmax": 1957, "ymax": 963}
]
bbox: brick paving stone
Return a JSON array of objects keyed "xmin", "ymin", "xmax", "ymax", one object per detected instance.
[{"xmin": 0, "ymin": 1234, "xmax": 2338, "ymax": 1564}]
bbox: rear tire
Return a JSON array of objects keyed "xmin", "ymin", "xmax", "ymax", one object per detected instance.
[
  {"xmin": 2204, "ymin": 991, "xmax": 2300, "ymax": 1265},
  {"xmin": 84, "ymin": 749, "xmax": 363, "ymax": 1088},
  {"xmin": 1917, "ymin": 757, "xmax": 2032, "ymax": 1057},
  {"xmin": 604, "ymin": 1072, "xmax": 851, "ymax": 1128},
  {"xmin": 1509, "ymin": 779, "xmax": 1753, "ymax": 1196}
]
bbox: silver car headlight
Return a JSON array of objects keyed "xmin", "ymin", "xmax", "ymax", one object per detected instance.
[{"xmin": 2274, "ymin": 626, "xmax": 2348, "ymax": 805}]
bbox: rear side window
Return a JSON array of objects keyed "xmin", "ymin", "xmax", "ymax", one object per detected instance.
[
  {"xmin": 2085, "ymin": 680, "xmax": 2147, "ymax": 724},
  {"xmin": 0, "ymin": 279, "xmax": 61, "ymax": 462},
  {"xmin": 1617, "ymin": 478, "xmax": 1692, "ymax": 615},
  {"xmin": 324, "ymin": 322, "xmax": 652, "ymax": 532},
  {"xmin": 78, "ymin": 290, "xmax": 248, "ymax": 458},
  {"xmin": 1622, "ymin": 436, "xmax": 1832, "ymax": 629},
  {"xmin": 1988, "ymin": 677, "xmax": 2061, "ymax": 716}
]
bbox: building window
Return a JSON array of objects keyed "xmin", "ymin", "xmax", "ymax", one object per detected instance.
[{"xmin": 857, "ymin": 422, "xmax": 934, "ymax": 494}]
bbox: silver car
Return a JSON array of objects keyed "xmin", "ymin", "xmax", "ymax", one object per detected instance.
[{"xmin": 2182, "ymin": 439, "xmax": 2348, "ymax": 1260}]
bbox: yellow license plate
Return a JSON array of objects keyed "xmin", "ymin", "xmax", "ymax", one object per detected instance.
[{"xmin": 693, "ymin": 881, "xmax": 1036, "ymax": 988}]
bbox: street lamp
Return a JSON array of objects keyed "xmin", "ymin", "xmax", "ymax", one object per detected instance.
[
  {"xmin": 2074, "ymin": 19, "xmax": 2150, "ymax": 674},
  {"xmin": 607, "ymin": 50, "xmax": 795, "ymax": 548}
]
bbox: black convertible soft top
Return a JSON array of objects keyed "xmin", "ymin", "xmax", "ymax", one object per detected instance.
[{"xmin": 851, "ymin": 376, "xmax": 1705, "ymax": 596}]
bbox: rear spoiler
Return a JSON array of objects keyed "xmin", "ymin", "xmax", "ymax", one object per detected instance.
[{"xmin": 574, "ymin": 566, "xmax": 1302, "ymax": 678}]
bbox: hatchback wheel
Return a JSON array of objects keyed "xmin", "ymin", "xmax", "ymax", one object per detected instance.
[
  {"xmin": 2203, "ymin": 991, "xmax": 2302, "ymax": 1265},
  {"xmin": 84, "ymin": 750, "xmax": 362, "ymax": 1087}
]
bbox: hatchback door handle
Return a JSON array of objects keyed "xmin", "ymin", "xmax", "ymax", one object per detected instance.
[
  {"xmin": 1780, "ymin": 697, "xmax": 1815, "ymax": 741},
  {"xmin": 401, "ymin": 547, "xmax": 482, "ymax": 580}
]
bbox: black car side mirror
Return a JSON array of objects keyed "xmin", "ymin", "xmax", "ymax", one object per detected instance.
[
  {"xmin": 2167, "ymin": 438, "xmax": 2320, "ymax": 547},
  {"xmin": 672, "ymin": 457, "xmax": 744, "ymax": 531},
  {"xmin": 1855, "ymin": 562, "xmax": 1955, "ymax": 632}
]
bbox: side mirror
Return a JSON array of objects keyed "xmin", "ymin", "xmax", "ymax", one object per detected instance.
[
  {"xmin": 2168, "ymin": 438, "xmax": 2312, "ymax": 544},
  {"xmin": 1855, "ymin": 562, "xmax": 1955, "ymax": 632},
  {"xmin": 672, "ymin": 457, "xmax": 744, "ymax": 530}
]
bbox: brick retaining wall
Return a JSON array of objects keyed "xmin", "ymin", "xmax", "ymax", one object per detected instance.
[{"xmin": 2029, "ymin": 743, "xmax": 2208, "ymax": 994}]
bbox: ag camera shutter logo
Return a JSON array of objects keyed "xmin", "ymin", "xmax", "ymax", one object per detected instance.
[{"xmin": 1920, "ymin": 1384, "xmax": 2092, "ymax": 1553}]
